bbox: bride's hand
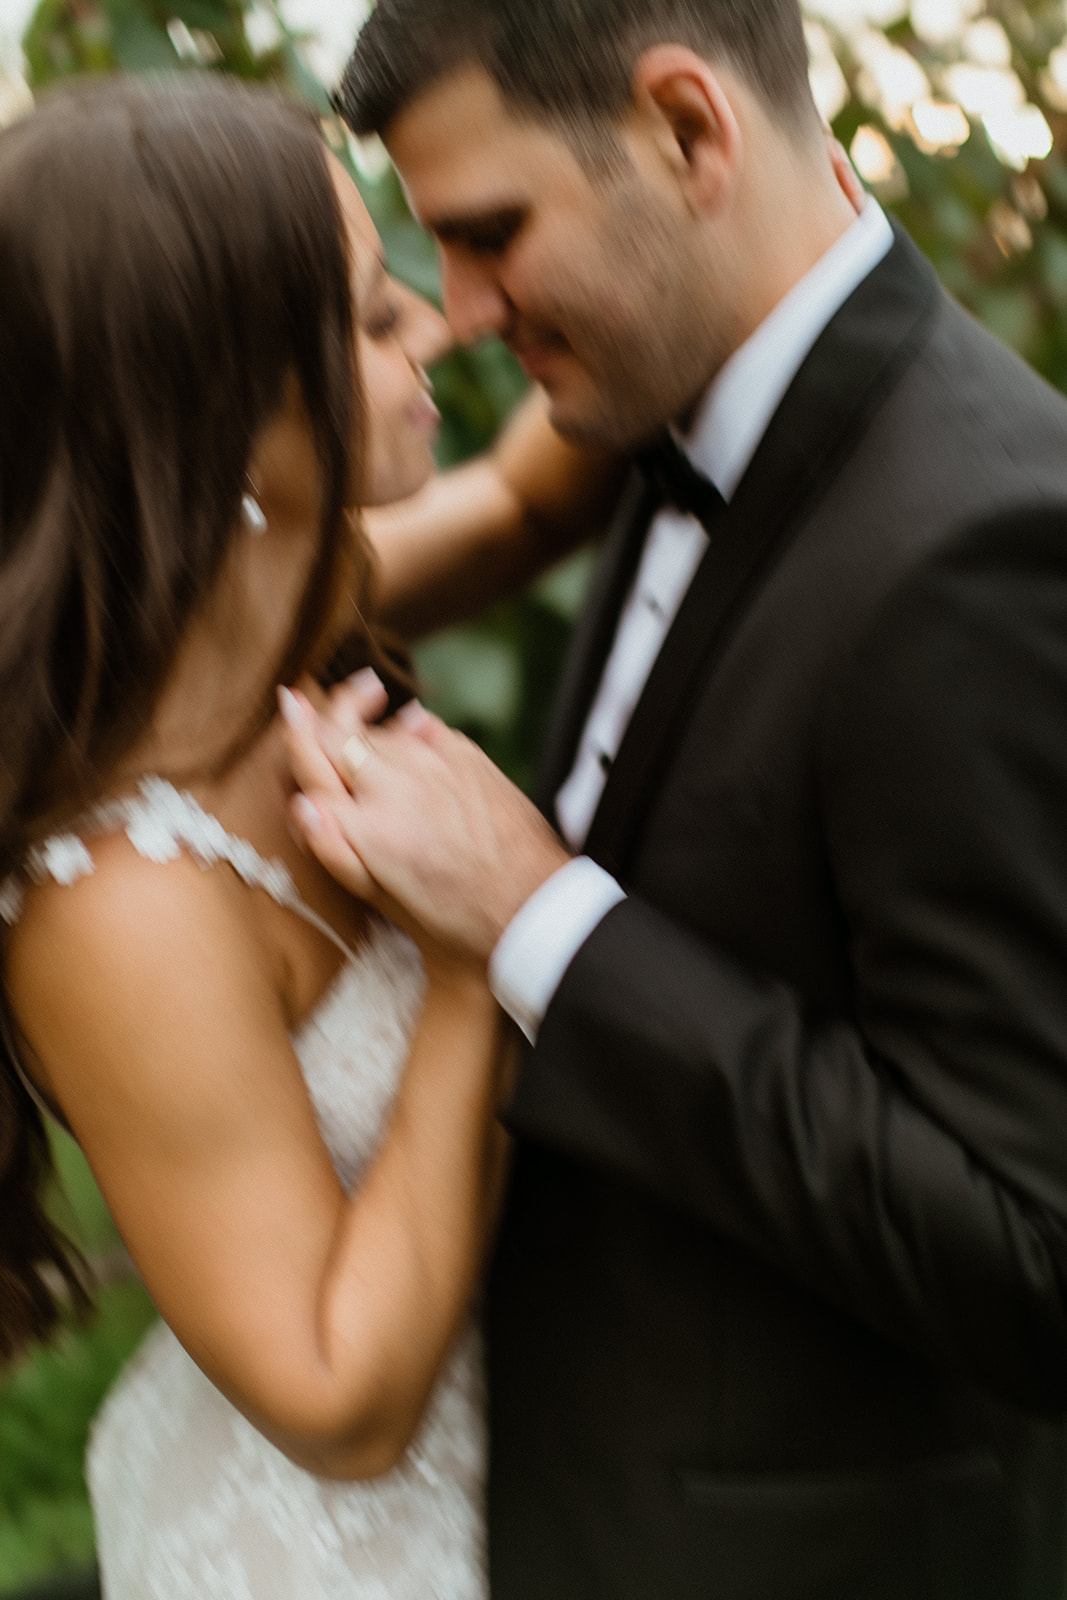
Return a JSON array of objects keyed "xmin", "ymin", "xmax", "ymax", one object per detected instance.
[
  {"xmin": 281, "ymin": 679, "xmax": 493, "ymax": 992},
  {"xmin": 281, "ymin": 673, "xmax": 570, "ymax": 963},
  {"xmin": 279, "ymin": 676, "xmax": 404, "ymax": 911}
]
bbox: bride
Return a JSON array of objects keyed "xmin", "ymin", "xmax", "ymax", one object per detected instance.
[{"xmin": 0, "ymin": 73, "xmax": 513, "ymax": 1599}]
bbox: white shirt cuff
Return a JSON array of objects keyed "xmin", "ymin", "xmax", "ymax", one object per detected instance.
[{"xmin": 489, "ymin": 857, "xmax": 627, "ymax": 1043}]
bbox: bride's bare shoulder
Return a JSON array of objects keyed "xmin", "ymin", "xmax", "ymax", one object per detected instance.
[
  {"xmin": 10, "ymin": 823, "xmax": 259, "ymax": 976},
  {"xmin": 5, "ymin": 827, "xmax": 283, "ymax": 1120}
]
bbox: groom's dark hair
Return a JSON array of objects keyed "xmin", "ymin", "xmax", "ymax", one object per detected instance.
[{"xmin": 337, "ymin": 0, "xmax": 816, "ymax": 146}]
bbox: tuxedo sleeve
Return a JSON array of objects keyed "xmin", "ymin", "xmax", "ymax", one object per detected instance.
[{"xmin": 507, "ymin": 505, "xmax": 1067, "ymax": 1411}]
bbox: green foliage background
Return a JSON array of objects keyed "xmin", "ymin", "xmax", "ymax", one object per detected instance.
[{"xmin": 4, "ymin": 0, "xmax": 1067, "ymax": 1589}]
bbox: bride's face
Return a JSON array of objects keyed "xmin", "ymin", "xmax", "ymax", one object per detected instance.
[
  {"xmin": 329, "ymin": 155, "xmax": 450, "ymax": 508},
  {"xmin": 130, "ymin": 154, "xmax": 452, "ymax": 778}
]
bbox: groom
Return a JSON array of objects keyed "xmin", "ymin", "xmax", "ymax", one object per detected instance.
[{"xmin": 293, "ymin": 1, "xmax": 1067, "ymax": 1595}]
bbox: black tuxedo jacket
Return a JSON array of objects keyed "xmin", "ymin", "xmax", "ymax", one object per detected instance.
[{"xmin": 486, "ymin": 226, "xmax": 1067, "ymax": 1600}]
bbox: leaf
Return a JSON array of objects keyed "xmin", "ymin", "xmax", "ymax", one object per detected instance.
[
  {"xmin": 414, "ymin": 631, "xmax": 521, "ymax": 732},
  {"xmin": 108, "ymin": 5, "xmax": 178, "ymax": 71},
  {"xmin": 534, "ymin": 548, "xmax": 597, "ymax": 623},
  {"xmin": 46, "ymin": 1129, "xmax": 119, "ymax": 1257},
  {"xmin": 382, "ymin": 221, "xmax": 441, "ymax": 303},
  {"xmin": 280, "ymin": 37, "xmax": 331, "ymax": 113},
  {"xmin": 0, "ymin": 1283, "xmax": 156, "ymax": 1584},
  {"xmin": 166, "ymin": 0, "xmax": 233, "ymax": 29},
  {"xmin": 0, "ymin": 1492, "xmax": 96, "ymax": 1590},
  {"xmin": 974, "ymin": 284, "xmax": 1041, "ymax": 356},
  {"xmin": 1038, "ymin": 232, "xmax": 1067, "ymax": 309}
]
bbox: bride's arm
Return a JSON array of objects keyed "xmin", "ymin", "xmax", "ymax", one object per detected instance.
[
  {"xmin": 5, "ymin": 839, "xmax": 506, "ymax": 1481},
  {"xmin": 366, "ymin": 387, "xmax": 625, "ymax": 639}
]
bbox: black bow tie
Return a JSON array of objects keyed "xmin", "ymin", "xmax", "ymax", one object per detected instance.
[{"xmin": 635, "ymin": 434, "xmax": 725, "ymax": 527}]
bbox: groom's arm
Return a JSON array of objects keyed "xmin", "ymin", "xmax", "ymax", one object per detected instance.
[
  {"xmin": 285, "ymin": 504, "xmax": 1067, "ymax": 1413},
  {"xmin": 508, "ymin": 504, "xmax": 1067, "ymax": 1411},
  {"xmin": 366, "ymin": 388, "xmax": 624, "ymax": 639}
]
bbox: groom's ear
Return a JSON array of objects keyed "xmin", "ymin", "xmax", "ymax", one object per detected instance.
[{"xmin": 629, "ymin": 46, "xmax": 741, "ymax": 215}]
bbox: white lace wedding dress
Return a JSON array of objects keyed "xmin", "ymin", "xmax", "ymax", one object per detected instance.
[{"xmin": 0, "ymin": 778, "xmax": 488, "ymax": 1600}]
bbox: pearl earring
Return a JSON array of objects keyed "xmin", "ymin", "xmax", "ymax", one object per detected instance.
[{"xmin": 241, "ymin": 479, "xmax": 267, "ymax": 536}]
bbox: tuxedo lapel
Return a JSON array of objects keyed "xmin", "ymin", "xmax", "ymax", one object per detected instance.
[
  {"xmin": 534, "ymin": 468, "xmax": 659, "ymax": 814},
  {"xmin": 583, "ymin": 226, "xmax": 940, "ymax": 875}
]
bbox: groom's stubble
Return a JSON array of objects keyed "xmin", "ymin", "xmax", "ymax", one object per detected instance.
[{"xmin": 514, "ymin": 170, "xmax": 743, "ymax": 448}]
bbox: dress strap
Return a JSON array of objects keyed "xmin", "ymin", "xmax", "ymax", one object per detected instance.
[{"xmin": 0, "ymin": 776, "xmax": 355, "ymax": 962}]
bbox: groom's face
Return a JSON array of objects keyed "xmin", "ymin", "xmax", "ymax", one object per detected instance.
[{"xmin": 385, "ymin": 66, "xmax": 727, "ymax": 449}]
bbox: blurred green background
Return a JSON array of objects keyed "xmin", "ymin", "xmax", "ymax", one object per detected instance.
[{"xmin": 3, "ymin": 0, "xmax": 1067, "ymax": 1589}]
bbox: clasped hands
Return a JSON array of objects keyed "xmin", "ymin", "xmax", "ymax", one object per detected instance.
[{"xmin": 278, "ymin": 671, "xmax": 571, "ymax": 965}]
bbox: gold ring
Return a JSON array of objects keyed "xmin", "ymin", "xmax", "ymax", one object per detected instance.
[{"xmin": 340, "ymin": 733, "xmax": 372, "ymax": 783}]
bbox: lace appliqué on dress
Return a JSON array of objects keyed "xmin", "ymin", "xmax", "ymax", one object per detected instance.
[
  {"xmin": 1, "ymin": 776, "xmax": 341, "ymax": 943},
  {"xmin": 0, "ymin": 833, "xmax": 95, "ymax": 925}
]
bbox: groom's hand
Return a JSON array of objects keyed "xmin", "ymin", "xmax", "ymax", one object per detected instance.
[{"xmin": 280, "ymin": 683, "xmax": 571, "ymax": 963}]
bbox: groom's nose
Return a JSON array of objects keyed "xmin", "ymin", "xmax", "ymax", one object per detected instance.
[{"xmin": 438, "ymin": 251, "xmax": 513, "ymax": 345}]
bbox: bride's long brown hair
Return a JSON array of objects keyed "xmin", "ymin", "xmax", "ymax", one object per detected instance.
[{"xmin": 0, "ymin": 74, "xmax": 366, "ymax": 1363}]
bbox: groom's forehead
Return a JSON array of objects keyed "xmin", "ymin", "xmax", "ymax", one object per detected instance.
[{"xmin": 385, "ymin": 65, "xmax": 588, "ymax": 225}]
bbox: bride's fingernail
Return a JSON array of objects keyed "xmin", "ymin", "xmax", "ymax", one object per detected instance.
[
  {"xmin": 277, "ymin": 687, "xmax": 305, "ymax": 729},
  {"xmin": 347, "ymin": 667, "xmax": 386, "ymax": 697},
  {"xmin": 293, "ymin": 794, "xmax": 323, "ymax": 835}
]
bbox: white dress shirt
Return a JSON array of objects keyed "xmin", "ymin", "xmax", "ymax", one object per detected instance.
[{"xmin": 490, "ymin": 200, "xmax": 894, "ymax": 1042}]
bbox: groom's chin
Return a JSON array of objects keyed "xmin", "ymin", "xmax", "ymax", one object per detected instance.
[
  {"xmin": 529, "ymin": 377, "xmax": 636, "ymax": 451},
  {"xmin": 543, "ymin": 398, "xmax": 656, "ymax": 454}
]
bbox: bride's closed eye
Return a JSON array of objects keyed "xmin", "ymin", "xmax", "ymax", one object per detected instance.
[{"xmin": 364, "ymin": 296, "xmax": 401, "ymax": 341}]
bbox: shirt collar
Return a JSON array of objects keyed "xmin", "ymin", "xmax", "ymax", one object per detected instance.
[{"xmin": 678, "ymin": 199, "xmax": 895, "ymax": 501}]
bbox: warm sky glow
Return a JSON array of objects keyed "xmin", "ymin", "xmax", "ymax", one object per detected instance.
[
  {"xmin": 911, "ymin": 0, "xmax": 983, "ymax": 46},
  {"xmin": 983, "ymin": 103, "xmax": 1055, "ymax": 170},
  {"xmin": 911, "ymin": 97, "xmax": 971, "ymax": 150},
  {"xmin": 799, "ymin": 2, "xmax": 1060, "ymax": 179},
  {"xmin": 851, "ymin": 123, "xmax": 901, "ymax": 183}
]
